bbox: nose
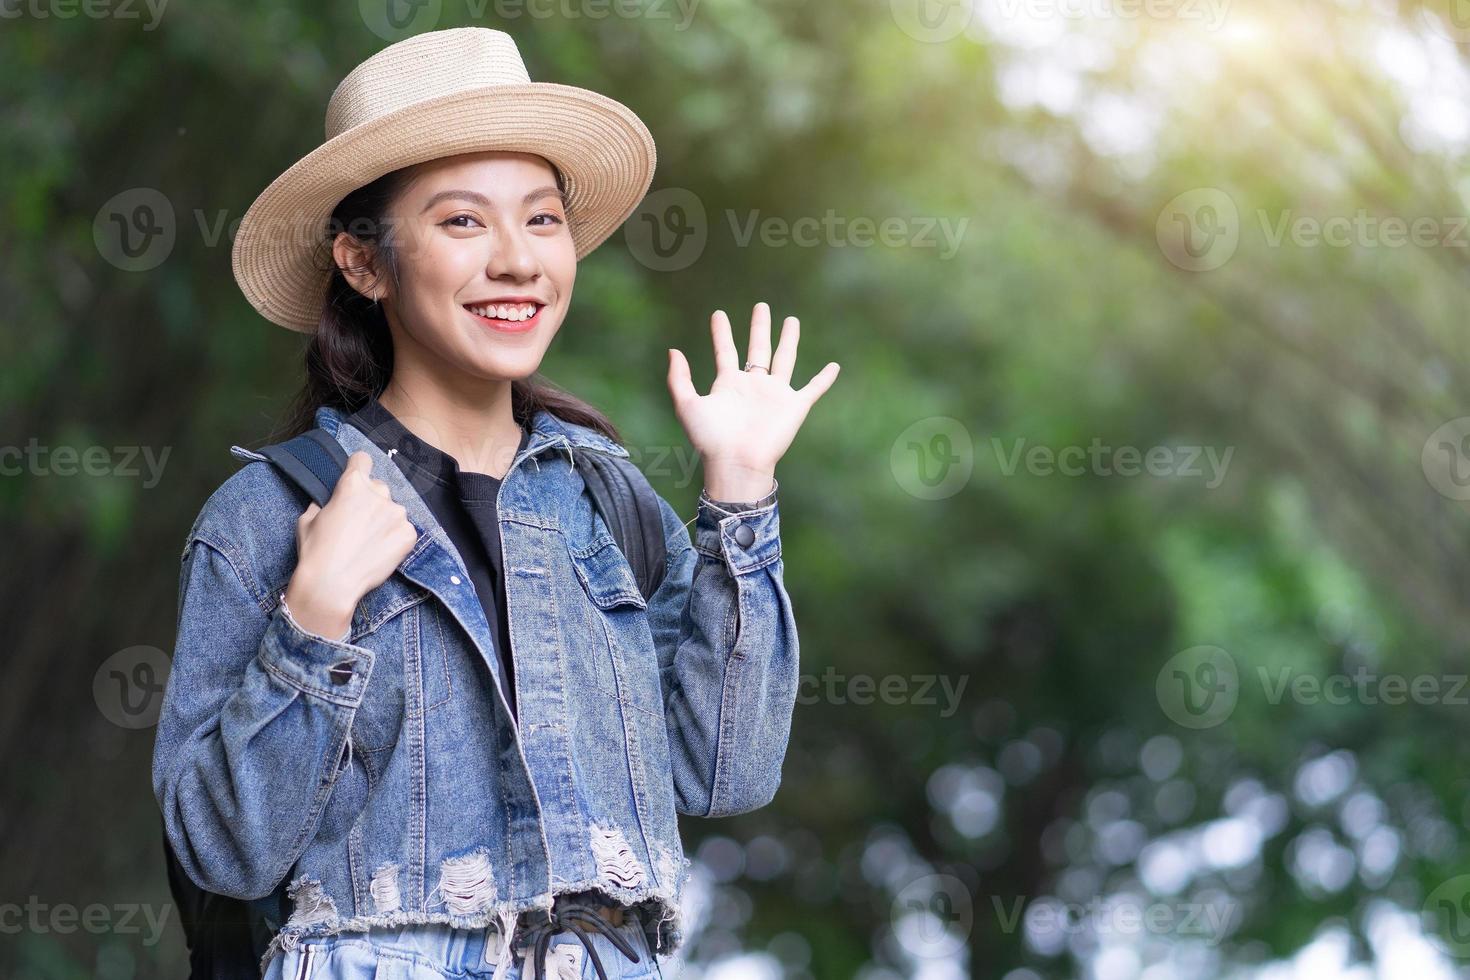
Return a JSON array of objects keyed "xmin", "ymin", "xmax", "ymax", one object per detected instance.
[{"xmin": 486, "ymin": 220, "xmax": 539, "ymax": 282}]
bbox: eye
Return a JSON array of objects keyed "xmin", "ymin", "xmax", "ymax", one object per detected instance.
[
  {"xmin": 529, "ymin": 212, "xmax": 565, "ymax": 227},
  {"xmin": 442, "ymin": 214, "xmax": 482, "ymax": 229}
]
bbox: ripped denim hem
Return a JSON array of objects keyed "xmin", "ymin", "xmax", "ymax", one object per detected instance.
[{"xmin": 258, "ymin": 877, "xmax": 688, "ymax": 976}]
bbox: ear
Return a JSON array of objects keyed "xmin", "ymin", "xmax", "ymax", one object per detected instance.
[{"xmin": 331, "ymin": 231, "xmax": 386, "ymax": 303}]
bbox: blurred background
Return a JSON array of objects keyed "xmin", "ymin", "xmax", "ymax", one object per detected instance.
[{"xmin": 10, "ymin": 0, "xmax": 1470, "ymax": 977}]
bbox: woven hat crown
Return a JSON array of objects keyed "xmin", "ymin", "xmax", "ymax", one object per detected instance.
[{"xmin": 325, "ymin": 29, "xmax": 532, "ymax": 140}]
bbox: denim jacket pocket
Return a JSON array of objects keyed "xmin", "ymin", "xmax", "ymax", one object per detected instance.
[
  {"xmin": 567, "ymin": 534, "xmax": 664, "ymax": 715},
  {"xmin": 568, "ymin": 534, "xmax": 649, "ymax": 612}
]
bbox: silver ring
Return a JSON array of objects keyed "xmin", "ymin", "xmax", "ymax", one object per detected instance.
[{"xmin": 744, "ymin": 362, "xmax": 771, "ymax": 373}]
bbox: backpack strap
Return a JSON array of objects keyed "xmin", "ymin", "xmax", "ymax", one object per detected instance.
[
  {"xmin": 254, "ymin": 429, "xmax": 350, "ymax": 508},
  {"xmin": 572, "ymin": 451, "xmax": 669, "ymax": 601}
]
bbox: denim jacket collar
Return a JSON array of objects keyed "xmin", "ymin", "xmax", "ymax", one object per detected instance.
[
  {"xmin": 312, "ymin": 403, "xmax": 628, "ymax": 703},
  {"xmin": 314, "ymin": 404, "xmax": 631, "ymax": 462}
]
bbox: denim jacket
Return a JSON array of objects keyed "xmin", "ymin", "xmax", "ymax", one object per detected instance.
[{"xmin": 151, "ymin": 404, "xmax": 799, "ymax": 966}]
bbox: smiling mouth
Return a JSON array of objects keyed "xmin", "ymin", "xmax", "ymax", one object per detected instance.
[
  {"xmin": 464, "ymin": 302, "xmax": 545, "ymax": 332},
  {"xmin": 464, "ymin": 302, "xmax": 543, "ymax": 323}
]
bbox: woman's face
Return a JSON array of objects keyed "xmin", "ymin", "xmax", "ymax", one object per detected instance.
[{"xmin": 359, "ymin": 150, "xmax": 577, "ymax": 386}]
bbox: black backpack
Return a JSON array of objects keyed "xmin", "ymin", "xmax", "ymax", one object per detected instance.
[{"xmin": 163, "ymin": 425, "xmax": 668, "ymax": 978}]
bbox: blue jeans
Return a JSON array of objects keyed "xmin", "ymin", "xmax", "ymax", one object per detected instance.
[{"xmin": 262, "ymin": 919, "xmax": 665, "ymax": 980}]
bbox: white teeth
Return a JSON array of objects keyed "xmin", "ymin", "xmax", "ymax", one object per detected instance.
[{"xmin": 469, "ymin": 303, "xmax": 539, "ymax": 321}]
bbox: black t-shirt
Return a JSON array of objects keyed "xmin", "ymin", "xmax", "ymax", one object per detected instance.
[{"xmin": 345, "ymin": 398, "xmax": 530, "ymax": 722}]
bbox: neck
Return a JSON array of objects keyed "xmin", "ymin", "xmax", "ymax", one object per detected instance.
[{"xmin": 375, "ymin": 363, "xmax": 525, "ymax": 480}]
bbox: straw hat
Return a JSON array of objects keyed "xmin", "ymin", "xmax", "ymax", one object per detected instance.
[{"xmin": 231, "ymin": 28, "xmax": 656, "ymax": 332}]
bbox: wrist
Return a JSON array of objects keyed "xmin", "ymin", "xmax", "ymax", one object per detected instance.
[
  {"xmin": 282, "ymin": 576, "xmax": 356, "ymax": 641},
  {"xmin": 702, "ymin": 459, "xmax": 776, "ymax": 502}
]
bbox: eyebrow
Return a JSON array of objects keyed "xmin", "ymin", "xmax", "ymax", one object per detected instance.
[{"xmin": 419, "ymin": 186, "xmax": 566, "ymax": 214}]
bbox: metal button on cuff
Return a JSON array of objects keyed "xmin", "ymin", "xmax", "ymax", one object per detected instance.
[{"xmin": 732, "ymin": 522, "xmax": 755, "ymax": 548}]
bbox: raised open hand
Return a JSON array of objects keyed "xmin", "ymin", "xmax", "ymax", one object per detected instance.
[{"xmin": 666, "ymin": 302, "xmax": 840, "ymax": 501}]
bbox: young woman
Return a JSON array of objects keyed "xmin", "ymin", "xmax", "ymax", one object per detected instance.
[{"xmin": 151, "ymin": 27, "xmax": 838, "ymax": 980}]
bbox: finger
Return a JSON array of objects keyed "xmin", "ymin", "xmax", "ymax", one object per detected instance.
[
  {"xmin": 710, "ymin": 310, "xmax": 739, "ymax": 377},
  {"xmin": 770, "ymin": 315, "xmax": 799, "ymax": 384},
  {"xmin": 296, "ymin": 502, "xmax": 320, "ymax": 545},
  {"xmin": 667, "ymin": 347, "xmax": 700, "ymax": 408},
  {"xmin": 344, "ymin": 451, "xmax": 373, "ymax": 476},
  {"xmin": 747, "ymin": 302, "xmax": 772, "ymax": 373},
  {"xmin": 368, "ymin": 479, "xmax": 393, "ymax": 500},
  {"xmin": 797, "ymin": 361, "xmax": 841, "ymax": 406}
]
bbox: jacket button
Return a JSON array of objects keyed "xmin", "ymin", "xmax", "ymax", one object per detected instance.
[
  {"xmin": 329, "ymin": 662, "xmax": 355, "ymax": 685},
  {"xmin": 732, "ymin": 522, "xmax": 755, "ymax": 547}
]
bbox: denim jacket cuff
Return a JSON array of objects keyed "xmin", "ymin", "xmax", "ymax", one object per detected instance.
[
  {"xmin": 259, "ymin": 594, "xmax": 375, "ymax": 706},
  {"xmin": 700, "ymin": 477, "xmax": 779, "ymax": 515},
  {"xmin": 692, "ymin": 493, "xmax": 781, "ymax": 576}
]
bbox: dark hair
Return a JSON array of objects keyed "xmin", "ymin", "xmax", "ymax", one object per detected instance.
[{"xmin": 270, "ymin": 160, "xmax": 621, "ymax": 445}]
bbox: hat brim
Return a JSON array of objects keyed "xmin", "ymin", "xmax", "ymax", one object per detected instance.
[{"xmin": 231, "ymin": 82, "xmax": 655, "ymax": 331}]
